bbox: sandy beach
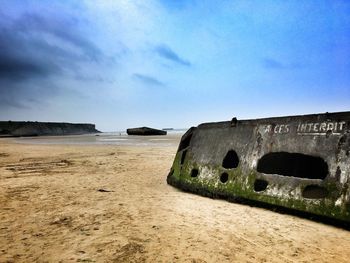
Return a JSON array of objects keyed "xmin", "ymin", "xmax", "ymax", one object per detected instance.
[{"xmin": 1, "ymin": 136, "xmax": 350, "ymax": 263}]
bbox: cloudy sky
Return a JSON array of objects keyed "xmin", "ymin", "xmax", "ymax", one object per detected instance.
[{"xmin": 1, "ymin": 0, "xmax": 349, "ymax": 131}]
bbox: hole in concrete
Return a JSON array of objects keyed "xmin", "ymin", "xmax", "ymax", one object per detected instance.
[
  {"xmin": 254, "ymin": 179, "xmax": 268, "ymax": 192},
  {"xmin": 180, "ymin": 150, "xmax": 187, "ymax": 165},
  {"xmin": 257, "ymin": 152, "xmax": 328, "ymax": 180},
  {"xmin": 220, "ymin": 172, "xmax": 229, "ymax": 183},
  {"xmin": 302, "ymin": 185, "xmax": 328, "ymax": 199},
  {"xmin": 222, "ymin": 150, "xmax": 239, "ymax": 169},
  {"xmin": 178, "ymin": 129, "xmax": 194, "ymax": 151},
  {"xmin": 191, "ymin": 169, "xmax": 199, "ymax": 178}
]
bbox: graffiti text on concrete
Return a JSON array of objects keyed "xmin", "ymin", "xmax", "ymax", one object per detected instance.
[
  {"xmin": 262, "ymin": 121, "xmax": 346, "ymax": 135},
  {"xmin": 297, "ymin": 121, "xmax": 346, "ymax": 135}
]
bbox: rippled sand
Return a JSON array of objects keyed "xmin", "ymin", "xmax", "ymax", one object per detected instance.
[{"xmin": 0, "ymin": 137, "xmax": 349, "ymax": 262}]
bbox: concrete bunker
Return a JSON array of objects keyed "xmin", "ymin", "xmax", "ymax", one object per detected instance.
[{"xmin": 167, "ymin": 111, "xmax": 350, "ymax": 222}]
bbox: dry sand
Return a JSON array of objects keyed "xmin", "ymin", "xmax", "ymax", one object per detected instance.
[{"xmin": 0, "ymin": 137, "xmax": 350, "ymax": 262}]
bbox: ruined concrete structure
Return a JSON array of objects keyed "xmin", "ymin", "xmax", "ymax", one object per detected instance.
[
  {"xmin": 127, "ymin": 127, "xmax": 167, "ymax": 136},
  {"xmin": 167, "ymin": 112, "xmax": 350, "ymax": 222}
]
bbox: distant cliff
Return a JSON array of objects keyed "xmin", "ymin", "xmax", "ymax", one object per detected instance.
[{"xmin": 0, "ymin": 121, "xmax": 100, "ymax": 137}]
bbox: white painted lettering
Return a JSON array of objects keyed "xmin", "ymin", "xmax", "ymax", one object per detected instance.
[
  {"xmin": 271, "ymin": 120, "xmax": 345, "ymax": 136},
  {"xmin": 279, "ymin": 125, "xmax": 284, "ymax": 133},
  {"xmin": 285, "ymin": 125, "xmax": 290, "ymax": 133},
  {"xmin": 339, "ymin": 121, "xmax": 346, "ymax": 131},
  {"xmin": 320, "ymin": 122, "xmax": 327, "ymax": 132},
  {"xmin": 327, "ymin": 123, "xmax": 334, "ymax": 131},
  {"xmin": 265, "ymin": 125, "xmax": 272, "ymax": 133},
  {"xmin": 300, "ymin": 123, "xmax": 307, "ymax": 132},
  {"xmin": 307, "ymin": 123, "xmax": 313, "ymax": 132}
]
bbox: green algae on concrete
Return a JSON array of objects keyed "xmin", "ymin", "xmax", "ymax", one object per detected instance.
[{"xmin": 167, "ymin": 112, "xmax": 350, "ymax": 222}]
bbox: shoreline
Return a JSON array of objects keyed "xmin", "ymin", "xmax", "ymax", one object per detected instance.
[{"xmin": 2, "ymin": 132, "xmax": 183, "ymax": 147}]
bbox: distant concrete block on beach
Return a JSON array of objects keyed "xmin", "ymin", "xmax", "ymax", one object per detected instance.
[
  {"xmin": 127, "ymin": 127, "xmax": 167, "ymax": 136},
  {"xmin": 167, "ymin": 111, "xmax": 350, "ymax": 222}
]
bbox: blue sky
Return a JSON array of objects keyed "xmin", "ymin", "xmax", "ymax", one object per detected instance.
[{"xmin": 0, "ymin": 0, "xmax": 349, "ymax": 131}]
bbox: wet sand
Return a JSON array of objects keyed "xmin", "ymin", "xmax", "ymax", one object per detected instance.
[{"xmin": 0, "ymin": 137, "xmax": 350, "ymax": 262}]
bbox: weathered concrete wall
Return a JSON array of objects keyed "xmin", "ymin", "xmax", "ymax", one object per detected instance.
[
  {"xmin": 167, "ymin": 112, "xmax": 350, "ymax": 222},
  {"xmin": 0, "ymin": 121, "xmax": 100, "ymax": 137}
]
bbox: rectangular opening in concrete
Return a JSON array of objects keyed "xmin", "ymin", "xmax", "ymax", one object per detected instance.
[
  {"xmin": 181, "ymin": 150, "xmax": 187, "ymax": 165},
  {"xmin": 178, "ymin": 128, "xmax": 195, "ymax": 152},
  {"xmin": 257, "ymin": 152, "xmax": 328, "ymax": 180},
  {"xmin": 302, "ymin": 185, "xmax": 328, "ymax": 199}
]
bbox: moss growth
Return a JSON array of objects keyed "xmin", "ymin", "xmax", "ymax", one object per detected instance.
[{"xmin": 167, "ymin": 151, "xmax": 350, "ymax": 222}]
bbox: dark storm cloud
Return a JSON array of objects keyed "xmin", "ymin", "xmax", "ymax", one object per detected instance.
[
  {"xmin": 154, "ymin": 44, "xmax": 191, "ymax": 66},
  {"xmin": 13, "ymin": 13, "xmax": 102, "ymax": 62},
  {"xmin": 0, "ymin": 54, "xmax": 58, "ymax": 80},
  {"xmin": 0, "ymin": 10, "xmax": 106, "ymax": 109},
  {"xmin": 132, "ymin": 73, "xmax": 165, "ymax": 87},
  {"xmin": 0, "ymin": 28, "xmax": 56, "ymax": 81},
  {"xmin": 0, "ymin": 12, "xmax": 102, "ymax": 80}
]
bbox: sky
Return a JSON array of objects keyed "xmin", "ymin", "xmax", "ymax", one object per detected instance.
[{"xmin": 0, "ymin": 0, "xmax": 349, "ymax": 131}]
